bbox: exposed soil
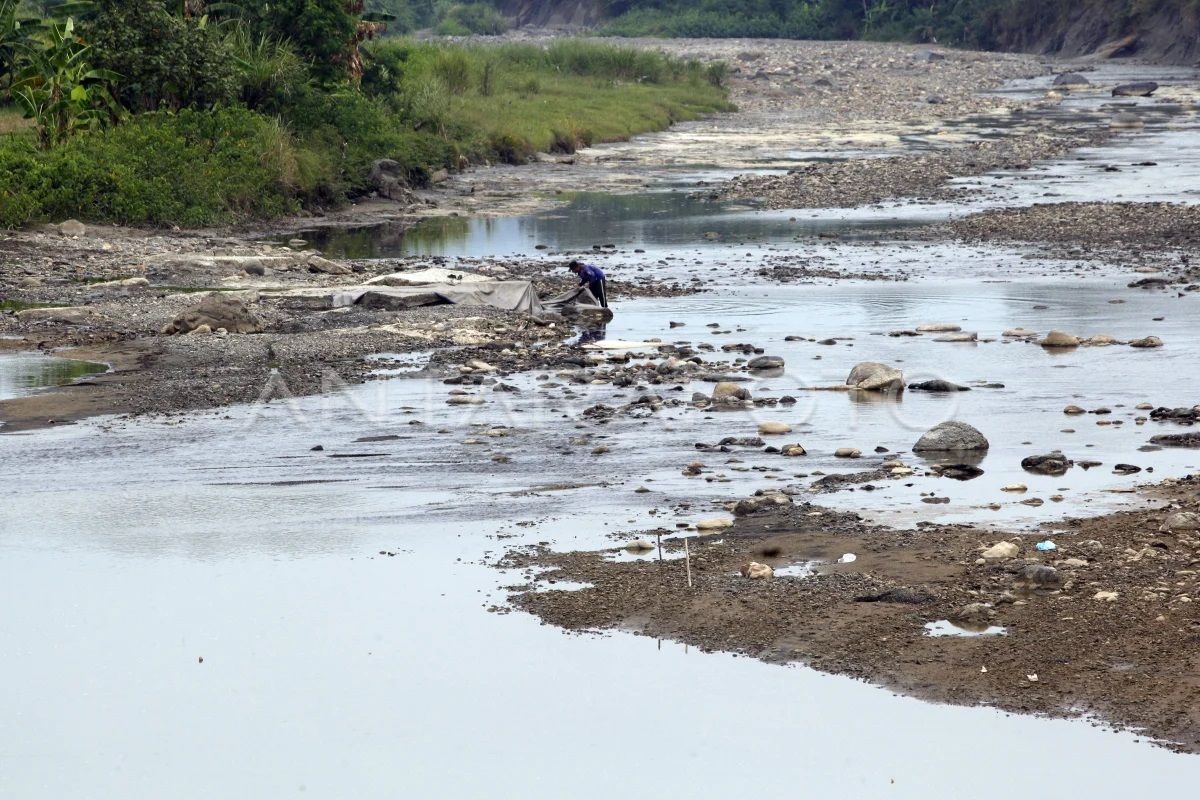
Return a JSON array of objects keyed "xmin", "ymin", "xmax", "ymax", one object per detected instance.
[{"xmin": 502, "ymin": 475, "xmax": 1200, "ymax": 753}]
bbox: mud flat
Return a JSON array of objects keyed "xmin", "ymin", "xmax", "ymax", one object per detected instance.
[{"xmin": 505, "ymin": 475, "xmax": 1200, "ymax": 752}]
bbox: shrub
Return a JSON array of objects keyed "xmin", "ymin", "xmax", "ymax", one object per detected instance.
[
  {"xmin": 85, "ymin": 0, "xmax": 238, "ymax": 112},
  {"xmin": 0, "ymin": 107, "xmax": 314, "ymax": 227}
]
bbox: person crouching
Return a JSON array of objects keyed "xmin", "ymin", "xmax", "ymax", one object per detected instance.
[{"xmin": 567, "ymin": 260, "xmax": 608, "ymax": 308}]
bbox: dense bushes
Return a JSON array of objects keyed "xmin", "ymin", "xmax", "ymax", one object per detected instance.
[
  {"xmin": 0, "ymin": 108, "xmax": 309, "ymax": 227},
  {"xmin": 85, "ymin": 1, "xmax": 238, "ymax": 111},
  {"xmin": 1, "ymin": 30, "xmax": 730, "ymax": 228}
]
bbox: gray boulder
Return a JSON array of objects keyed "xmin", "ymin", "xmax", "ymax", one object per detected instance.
[
  {"xmin": 368, "ymin": 159, "xmax": 414, "ymax": 202},
  {"xmin": 747, "ymin": 355, "xmax": 784, "ymax": 371},
  {"xmin": 846, "ymin": 361, "xmax": 905, "ymax": 393},
  {"xmin": 913, "ymin": 421, "xmax": 989, "ymax": 452},
  {"xmin": 1112, "ymin": 81, "xmax": 1158, "ymax": 97},
  {"xmin": 1021, "ymin": 452, "xmax": 1072, "ymax": 476}
]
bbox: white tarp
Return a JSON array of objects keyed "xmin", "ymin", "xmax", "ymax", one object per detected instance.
[{"xmin": 333, "ymin": 281, "xmax": 545, "ymax": 315}]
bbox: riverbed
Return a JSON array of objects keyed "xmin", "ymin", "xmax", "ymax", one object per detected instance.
[{"xmin": 3, "ymin": 50, "xmax": 1200, "ymax": 798}]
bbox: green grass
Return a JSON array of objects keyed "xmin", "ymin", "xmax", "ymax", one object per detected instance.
[
  {"xmin": 368, "ymin": 39, "xmax": 733, "ymax": 163},
  {"xmin": 1, "ymin": 39, "xmax": 731, "ymax": 229},
  {"xmin": 0, "ymin": 298, "xmax": 55, "ymax": 311},
  {"xmin": 0, "ymin": 106, "xmax": 32, "ymax": 136}
]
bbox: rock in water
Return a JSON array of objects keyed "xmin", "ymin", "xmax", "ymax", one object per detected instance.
[
  {"xmin": 162, "ymin": 294, "xmax": 264, "ymax": 335},
  {"xmin": 1129, "ymin": 336, "xmax": 1163, "ymax": 348},
  {"xmin": 913, "ymin": 421, "xmax": 989, "ymax": 452},
  {"xmin": 909, "ymin": 379, "xmax": 969, "ymax": 392},
  {"xmin": 758, "ymin": 421, "xmax": 791, "ymax": 435},
  {"xmin": 1111, "ymin": 111, "xmax": 1143, "ymax": 129},
  {"xmin": 711, "ymin": 382, "xmax": 751, "ymax": 403},
  {"xmin": 747, "ymin": 355, "xmax": 784, "ymax": 370},
  {"xmin": 1150, "ymin": 432, "xmax": 1200, "ymax": 448},
  {"xmin": 1053, "ymin": 72, "xmax": 1091, "ymax": 87},
  {"xmin": 846, "ymin": 361, "xmax": 905, "ymax": 392},
  {"xmin": 834, "ymin": 447, "xmax": 861, "ymax": 458},
  {"xmin": 1021, "ymin": 453, "xmax": 1073, "ymax": 476},
  {"xmin": 1112, "ymin": 81, "xmax": 1158, "ymax": 97},
  {"xmin": 935, "ymin": 463, "xmax": 984, "ymax": 480},
  {"xmin": 1040, "ymin": 330, "xmax": 1079, "ymax": 347}
]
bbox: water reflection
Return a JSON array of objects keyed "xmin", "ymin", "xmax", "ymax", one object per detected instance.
[{"xmin": 0, "ymin": 353, "xmax": 106, "ymax": 402}]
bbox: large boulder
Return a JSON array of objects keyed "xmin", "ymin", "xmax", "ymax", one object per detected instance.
[
  {"xmin": 1040, "ymin": 330, "xmax": 1080, "ymax": 348},
  {"xmin": 1112, "ymin": 81, "xmax": 1158, "ymax": 97},
  {"xmin": 1161, "ymin": 511, "xmax": 1200, "ymax": 532},
  {"xmin": 162, "ymin": 293, "xmax": 263, "ymax": 335},
  {"xmin": 846, "ymin": 362, "xmax": 905, "ymax": 392},
  {"xmin": 1021, "ymin": 452, "xmax": 1072, "ymax": 476},
  {"xmin": 747, "ymin": 355, "xmax": 784, "ymax": 371},
  {"xmin": 712, "ymin": 381, "xmax": 751, "ymax": 404},
  {"xmin": 913, "ymin": 421, "xmax": 989, "ymax": 452},
  {"xmin": 367, "ymin": 159, "xmax": 414, "ymax": 202}
]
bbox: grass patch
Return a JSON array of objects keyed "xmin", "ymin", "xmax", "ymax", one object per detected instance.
[
  {"xmin": 0, "ymin": 298, "xmax": 55, "ymax": 311},
  {"xmin": 0, "ymin": 106, "xmax": 33, "ymax": 136}
]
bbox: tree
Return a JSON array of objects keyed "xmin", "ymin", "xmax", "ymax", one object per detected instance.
[
  {"xmin": 1, "ymin": 0, "xmax": 42, "ymax": 94},
  {"xmin": 258, "ymin": 0, "xmax": 359, "ymax": 83},
  {"xmin": 84, "ymin": 0, "xmax": 237, "ymax": 111}
]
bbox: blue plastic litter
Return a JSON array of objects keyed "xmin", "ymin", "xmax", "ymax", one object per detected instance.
[{"xmin": 1035, "ymin": 540, "xmax": 1057, "ymax": 552}]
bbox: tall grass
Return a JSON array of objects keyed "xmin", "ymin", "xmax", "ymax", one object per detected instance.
[{"xmin": 370, "ymin": 39, "xmax": 733, "ymax": 164}]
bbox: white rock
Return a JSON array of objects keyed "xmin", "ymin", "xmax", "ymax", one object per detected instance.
[
  {"xmin": 981, "ymin": 541, "xmax": 1019, "ymax": 560},
  {"xmin": 740, "ymin": 561, "xmax": 774, "ymax": 579},
  {"xmin": 1161, "ymin": 511, "xmax": 1200, "ymax": 532},
  {"xmin": 758, "ymin": 421, "xmax": 792, "ymax": 435}
]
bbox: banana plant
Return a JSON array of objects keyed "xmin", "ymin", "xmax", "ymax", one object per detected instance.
[
  {"xmin": 1, "ymin": 0, "xmax": 43, "ymax": 94},
  {"xmin": 10, "ymin": 17, "xmax": 121, "ymax": 147}
]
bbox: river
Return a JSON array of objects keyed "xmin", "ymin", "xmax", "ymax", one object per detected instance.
[{"xmin": 2, "ymin": 63, "xmax": 1200, "ymax": 798}]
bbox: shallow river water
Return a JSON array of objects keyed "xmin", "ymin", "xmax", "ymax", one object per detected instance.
[{"xmin": 4, "ymin": 66, "xmax": 1200, "ymax": 797}]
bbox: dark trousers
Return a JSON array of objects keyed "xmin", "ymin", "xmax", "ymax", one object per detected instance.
[{"xmin": 586, "ymin": 278, "xmax": 608, "ymax": 308}]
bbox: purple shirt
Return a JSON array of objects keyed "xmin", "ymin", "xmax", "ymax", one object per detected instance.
[{"xmin": 577, "ymin": 264, "xmax": 605, "ymax": 285}]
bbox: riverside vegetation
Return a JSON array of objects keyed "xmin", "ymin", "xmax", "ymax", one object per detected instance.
[{"xmin": 0, "ymin": 0, "xmax": 730, "ymax": 228}]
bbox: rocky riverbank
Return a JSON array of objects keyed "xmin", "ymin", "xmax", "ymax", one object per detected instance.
[{"xmin": 502, "ymin": 473, "xmax": 1200, "ymax": 753}]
